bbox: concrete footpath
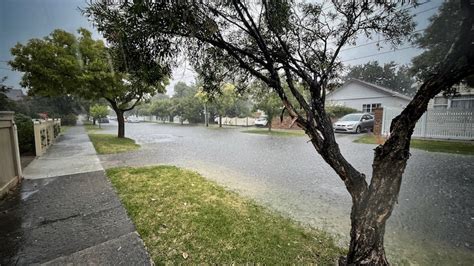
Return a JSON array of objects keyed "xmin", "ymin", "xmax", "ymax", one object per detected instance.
[{"xmin": 0, "ymin": 124, "xmax": 151, "ymax": 265}]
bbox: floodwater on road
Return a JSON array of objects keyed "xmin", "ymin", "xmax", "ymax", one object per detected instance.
[{"xmin": 97, "ymin": 121, "xmax": 473, "ymax": 265}]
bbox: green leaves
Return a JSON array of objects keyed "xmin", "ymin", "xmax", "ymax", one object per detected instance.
[
  {"xmin": 344, "ymin": 61, "xmax": 415, "ymax": 96},
  {"xmin": 90, "ymin": 104, "xmax": 109, "ymax": 120},
  {"xmin": 9, "ymin": 28, "xmax": 169, "ymax": 114}
]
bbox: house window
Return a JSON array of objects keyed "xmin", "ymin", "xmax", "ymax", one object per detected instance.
[
  {"xmin": 362, "ymin": 103, "xmax": 381, "ymax": 113},
  {"xmin": 433, "ymin": 97, "xmax": 448, "ymax": 109},
  {"xmin": 450, "ymin": 96, "xmax": 474, "ymax": 110}
]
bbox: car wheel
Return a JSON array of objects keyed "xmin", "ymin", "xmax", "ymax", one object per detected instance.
[{"xmin": 355, "ymin": 126, "xmax": 361, "ymax": 134}]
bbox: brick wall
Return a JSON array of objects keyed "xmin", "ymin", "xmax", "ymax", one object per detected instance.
[
  {"xmin": 373, "ymin": 107, "xmax": 383, "ymax": 136},
  {"xmin": 271, "ymin": 116, "xmax": 301, "ymax": 129}
]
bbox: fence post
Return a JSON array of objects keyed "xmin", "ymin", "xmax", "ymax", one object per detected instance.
[
  {"xmin": 0, "ymin": 111, "xmax": 22, "ymax": 198},
  {"xmin": 423, "ymin": 111, "xmax": 428, "ymax": 138},
  {"xmin": 12, "ymin": 121, "xmax": 22, "ymax": 179}
]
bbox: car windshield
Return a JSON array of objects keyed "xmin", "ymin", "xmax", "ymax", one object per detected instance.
[{"xmin": 340, "ymin": 114, "xmax": 363, "ymax": 122}]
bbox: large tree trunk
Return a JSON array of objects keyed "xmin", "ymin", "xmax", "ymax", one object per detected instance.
[
  {"xmin": 116, "ymin": 110, "xmax": 125, "ymax": 138},
  {"xmin": 219, "ymin": 116, "xmax": 222, "ymax": 128}
]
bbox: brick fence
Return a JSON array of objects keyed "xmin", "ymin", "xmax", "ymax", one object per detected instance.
[
  {"xmin": 373, "ymin": 107, "xmax": 383, "ymax": 136},
  {"xmin": 271, "ymin": 116, "xmax": 301, "ymax": 129}
]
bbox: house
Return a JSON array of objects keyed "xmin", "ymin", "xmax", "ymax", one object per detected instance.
[
  {"xmin": 5, "ymin": 89, "xmax": 25, "ymax": 102},
  {"xmin": 326, "ymin": 79, "xmax": 411, "ymax": 112},
  {"xmin": 428, "ymin": 84, "xmax": 473, "ymax": 110}
]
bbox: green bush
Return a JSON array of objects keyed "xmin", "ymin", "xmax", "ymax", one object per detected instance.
[
  {"xmin": 61, "ymin": 113, "xmax": 77, "ymax": 126},
  {"xmin": 325, "ymin": 105, "xmax": 358, "ymax": 119},
  {"xmin": 14, "ymin": 113, "xmax": 35, "ymax": 154}
]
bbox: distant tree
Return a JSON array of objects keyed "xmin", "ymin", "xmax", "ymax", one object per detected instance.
[
  {"xmin": 150, "ymin": 98, "xmax": 173, "ymax": 123},
  {"xmin": 251, "ymin": 82, "xmax": 282, "ymax": 131},
  {"xmin": 170, "ymin": 82, "xmax": 203, "ymax": 124},
  {"xmin": 206, "ymin": 83, "xmax": 238, "ymax": 127},
  {"xmin": 0, "ymin": 77, "xmax": 17, "ymax": 111},
  {"xmin": 26, "ymin": 96, "xmax": 83, "ymax": 118},
  {"xmin": 344, "ymin": 61, "xmax": 415, "ymax": 96},
  {"xmin": 89, "ymin": 104, "xmax": 108, "ymax": 128},
  {"xmin": 9, "ymin": 28, "xmax": 169, "ymax": 138}
]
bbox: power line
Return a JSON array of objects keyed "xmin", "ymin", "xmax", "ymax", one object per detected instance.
[
  {"xmin": 340, "ymin": 5, "xmax": 439, "ymax": 52},
  {"xmin": 412, "ymin": 5, "xmax": 440, "ymax": 15},
  {"xmin": 341, "ymin": 28, "xmax": 425, "ymax": 52},
  {"xmin": 341, "ymin": 45, "xmax": 417, "ymax": 62}
]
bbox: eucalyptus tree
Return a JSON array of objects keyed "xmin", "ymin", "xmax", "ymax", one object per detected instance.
[{"xmin": 85, "ymin": 1, "xmax": 474, "ymax": 264}]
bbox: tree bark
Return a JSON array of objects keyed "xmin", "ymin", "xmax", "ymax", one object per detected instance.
[
  {"xmin": 219, "ymin": 116, "xmax": 222, "ymax": 127},
  {"xmin": 116, "ymin": 109, "xmax": 125, "ymax": 138},
  {"xmin": 268, "ymin": 120, "xmax": 272, "ymax": 131}
]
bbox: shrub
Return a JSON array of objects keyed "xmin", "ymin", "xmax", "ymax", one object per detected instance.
[
  {"xmin": 14, "ymin": 113, "xmax": 35, "ymax": 154},
  {"xmin": 325, "ymin": 105, "xmax": 358, "ymax": 119},
  {"xmin": 61, "ymin": 113, "xmax": 77, "ymax": 126}
]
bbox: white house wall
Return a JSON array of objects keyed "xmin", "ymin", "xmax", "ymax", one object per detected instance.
[{"xmin": 326, "ymin": 82, "xmax": 410, "ymax": 111}]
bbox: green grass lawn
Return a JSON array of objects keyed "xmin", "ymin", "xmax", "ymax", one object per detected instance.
[
  {"xmin": 107, "ymin": 166, "xmax": 345, "ymax": 264},
  {"xmin": 60, "ymin": 125, "xmax": 71, "ymax": 133},
  {"xmin": 84, "ymin": 124, "xmax": 104, "ymax": 133},
  {"xmin": 242, "ymin": 128, "xmax": 306, "ymax": 137},
  {"xmin": 355, "ymin": 134, "xmax": 474, "ymax": 155},
  {"xmin": 88, "ymin": 134, "xmax": 140, "ymax": 154}
]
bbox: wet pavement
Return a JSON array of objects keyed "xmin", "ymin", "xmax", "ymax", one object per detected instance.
[
  {"xmin": 98, "ymin": 121, "xmax": 474, "ymax": 265},
  {"xmin": 0, "ymin": 125, "xmax": 151, "ymax": 265},
  {"xmin": 22, "ymin": 125, "xmax": 103, "ymax": 179}
]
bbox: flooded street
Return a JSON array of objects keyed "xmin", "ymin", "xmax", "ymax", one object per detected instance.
[{"xmin": 98, "ymin": 122, "xmax": 474, "ymax": 265}]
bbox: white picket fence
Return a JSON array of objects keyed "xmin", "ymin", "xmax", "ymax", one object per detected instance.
[
  {"xmin": 381, "ymin": 107, "xmax": 474, "ymax": 140},
  {"xmin": 136, "ymin": 115, "xmax": 256, "ymax": 126},
  {"xmin": 220, "ymin": 117, "xmax": 256, "ymax": 126}
]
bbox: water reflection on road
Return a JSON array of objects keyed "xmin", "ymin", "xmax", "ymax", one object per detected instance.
[{"xmin": 99, "ymin": 122, "xmax": 474, "ymax": 265}]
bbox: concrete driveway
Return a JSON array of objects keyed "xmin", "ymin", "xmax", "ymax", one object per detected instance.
[{"xmin": 97, "ymin": 121, "xmax": 474, "ymax": 265}]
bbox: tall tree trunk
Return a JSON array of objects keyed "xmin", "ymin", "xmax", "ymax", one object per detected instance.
[
  {"xmin": 116, "ymin": 110, "xmax": 125, "ymax": 138},
  {"xmin": 219, "ymin": 116, "xmax": 222, "ymax": 128},
  {"xmin": 268, "ymin": 120, "xmax": 272, "ymax": 131}
]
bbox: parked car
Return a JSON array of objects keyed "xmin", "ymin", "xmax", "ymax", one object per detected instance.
[
  {"xmin": 98, "ymin": 117, "xmax": 109, "ymax": 123},
  {"xmin": 333, "ymin": 113, "xmax": 374, "ymax": 134},
  {"xmin": 254, "ymin": 116, "xmax": 268, "ymax": 127}
]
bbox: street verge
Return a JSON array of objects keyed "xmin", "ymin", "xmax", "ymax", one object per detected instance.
[{"xmin": 106, "ymin": 165, "xmax": 345, "ymax": 264}]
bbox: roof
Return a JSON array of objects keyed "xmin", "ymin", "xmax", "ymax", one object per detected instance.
[
  {"xmin": 329, "ymin": 79, "xmax": 412, "ymax": 101},
  {"xmin": 5, "ymin": 89, "xmax": 25, "ymax": 101}
]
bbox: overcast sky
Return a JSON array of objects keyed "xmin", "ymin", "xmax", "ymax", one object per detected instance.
[{"xmin": 0, "ymin": 0, "xmax": 442, "ymax": 95}]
